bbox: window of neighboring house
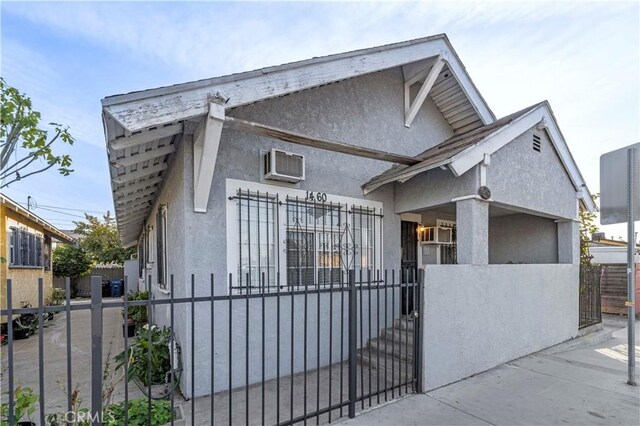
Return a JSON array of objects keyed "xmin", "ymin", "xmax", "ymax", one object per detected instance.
[
  {"xmin": 237, "ymin": 191, "xmax": 277, "ymax": 293},
  {"xmin": 9, "ymin": 227, "xmax": 16, "ymax": 264},
  {"xmin": 43, "ymin": 236, "xmax": 51, "ymax": 271},
  {"xmin": 9, "ymin": 227, "xmax": 43, "ymax": 267},
  {"xmin": 156, "ymin": 205, "xmax": 168, "ymax": 290}
]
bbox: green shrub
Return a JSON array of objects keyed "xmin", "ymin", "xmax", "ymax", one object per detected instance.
[
  {"xmin": 104, "ymin": 398, "xmax": 173, "ymax": 426},
  {"xmin": 0, "ymin": 385, "xmax": 39, "ymax": 425},
  {"xmin": 127, "ymin": 291, "xmax": 149, "ymax": 326},
  {"xmin": 115, "ymin": 326, "xmax": 172, "ymax": 386},
  {"xmin": 49, "ymin": 288, "xmax": 66, "ymax": 306}
]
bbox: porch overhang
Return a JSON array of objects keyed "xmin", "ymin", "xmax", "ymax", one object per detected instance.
[{"xmin": 363, "ymin": 101, "xmax": 597, "ymax": 213}]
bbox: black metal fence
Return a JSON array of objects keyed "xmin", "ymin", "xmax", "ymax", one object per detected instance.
[
  {"xmin": 579, "ymin": 265, "xmax": 602, "ymax": 329},
  {"xmin": 1, "ymin": 269, "xmax": 421, "ymax": 425}
]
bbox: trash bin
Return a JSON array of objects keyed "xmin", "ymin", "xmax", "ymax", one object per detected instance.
[
  {"xmin": 102, "ymin": 280, "xmax": 111, "ymax": 298},
  {"xmin": 110, "ymin": 279, "xmax": 123, "ymax": 298}
]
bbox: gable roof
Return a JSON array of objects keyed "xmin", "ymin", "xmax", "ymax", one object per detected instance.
[
  {"xmin": 102, "ymin": 34, "xmax": 494, "ymax": 133},
  {"xmin": 102, "ymin": 34, "xmax": 497, "ymax": 244},
  {"xmin": 363, "ymin": 101, "xmax": 597, "ymax": 213}
]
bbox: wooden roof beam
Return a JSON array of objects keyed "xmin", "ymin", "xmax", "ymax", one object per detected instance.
[
  {"xmin": 404, "ymin": 56, "xmax": 445, "ymax": 128},
  {"xmin": 224, "ymin": 117, "xmax": 419, "ymax": 166}
]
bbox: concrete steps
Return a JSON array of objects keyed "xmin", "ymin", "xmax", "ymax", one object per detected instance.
[{"xmin": 356, "ymin": 315, "xmax": 416, "ymax": 383}]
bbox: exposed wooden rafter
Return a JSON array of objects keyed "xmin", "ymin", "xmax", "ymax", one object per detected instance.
[
  {"xmin": 112, "ymin": 145, "xmax": 176, "ymax": 169},
  {"xmin": 224, "ymin": 117, "xmax": 419, "ymax": 166},
  {"xmin": 116, "ymin": 190, "xmax": 156, "ymax": 206},
  {"xmin": 114, "ymin": 177, "xmax": 163, "ymax": 197},
  {"xmin": 404, "ymin": 56, "xmax": 445, "ymax": 128},
  {"xmin": 111, "ymin": 123, "xmax": 183, "ymax": 150},
  {"xmin": 112, "ymin": 163, "xmax": 168, "ymax": 184}
]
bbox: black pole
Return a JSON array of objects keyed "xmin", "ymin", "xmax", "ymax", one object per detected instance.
[{"xmin": 348, "ymin": 269, "xmax": 357, "ymax": 418}]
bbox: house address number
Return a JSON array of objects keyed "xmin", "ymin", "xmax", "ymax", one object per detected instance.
[{"xmin": 305, "ymin": 191, "xmax": 328, "ymax": 202}]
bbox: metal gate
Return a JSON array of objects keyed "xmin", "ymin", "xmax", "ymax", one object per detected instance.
[{"xmin": 579, "ymin": 264, "xmax": 602, "ymax": 329}]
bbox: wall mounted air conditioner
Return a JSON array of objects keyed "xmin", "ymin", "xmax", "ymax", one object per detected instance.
[
  {"xmin": 419, "ymin": 226, "xmax": 453, "ymax": 244},
  {"xmin": 264, "ymin": 149, "xmax": 305, "ymax": 183}
]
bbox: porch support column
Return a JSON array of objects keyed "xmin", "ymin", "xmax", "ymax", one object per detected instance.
[
  {"xmin": 455, "ymin": 198, "xmax": 489, "ymax": 264},
  {"xmin": 557, "ymin": 219, "xmax": 579, "ymax": 265}
]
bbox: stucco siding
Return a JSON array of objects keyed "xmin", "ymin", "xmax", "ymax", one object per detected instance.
[
  {"xmin": 421, "ymin": 264, "xmax": 578, "ymax": 391},
  {"xmin": 487, "ymin": 126, "xmax": 577, "ymax": 220},
  {"xmin": 144, "ymin": 68, "xmax": 455, "ymax": 397},
  {"xmin": 394, "ymin": 166, "xmax": 478, "ymax": 214},
  {"xmin": 489, "ymin": 214, "xmax": 559, "ymax": 264},
  {"xmin": 1, "ymin": 205, "xmax": 54, "ymax": 322}
]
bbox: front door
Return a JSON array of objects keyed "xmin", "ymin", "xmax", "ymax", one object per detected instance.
[{"xmin": 400, "ymin": 221, "xmax": 418, "ymax": 314}]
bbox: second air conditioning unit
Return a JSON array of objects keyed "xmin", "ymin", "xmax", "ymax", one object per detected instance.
[
  {"xmin": 264, "ymin": 149, "xmax": 305, "ymax": 183},
  {"xmin": 419, "ymin": 226, "xmax": 453, "ymax": 244}
]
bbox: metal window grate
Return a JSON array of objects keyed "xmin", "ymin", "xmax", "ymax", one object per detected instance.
[{"xmin": 533, "ymin": 134, "xmax": 541, "ymax": 152}]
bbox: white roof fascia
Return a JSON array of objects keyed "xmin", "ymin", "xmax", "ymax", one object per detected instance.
[
  {"xmin": 102, "ymin": 36, "xmax": 495, "ymax": 133},
  {"xmin": 449, "ymin": 103, "xmax": 597, "ymax": 212},
  {"xmin": 363, "ymin": 158, "xmax": 453, "ymax": 195}
]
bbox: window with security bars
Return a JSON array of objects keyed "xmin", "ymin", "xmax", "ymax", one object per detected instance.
[
  {"xmin": 234, "ymin": 188, "xmax": 383, "ymax": 293},
  {"xmin": 9, "ymin": 227, "xmax": 43, "ymax": 267},
  {"xmin": 237, "ymin": 190, "xmax": 278, "ymax": 293},
  {"xmin": 285, "ymin": 202, "xmax": 344, "ymax": 289}
]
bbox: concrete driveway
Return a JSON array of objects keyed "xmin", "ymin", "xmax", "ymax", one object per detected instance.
[
  {"xmin": 339, "ymin": 322, "xmax": 640, "ymax": 426},
  {"xmin": 0, "ymin": 298, "xmax": 144, "ymax": 420}
]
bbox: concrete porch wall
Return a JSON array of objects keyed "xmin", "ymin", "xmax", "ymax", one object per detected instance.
[{"xmin": 421, "ymin": 264, "xmax": 579, "ymax": 391}]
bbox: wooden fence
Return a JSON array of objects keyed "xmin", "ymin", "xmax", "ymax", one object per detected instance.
[
  {"xmin": 600, "ymin": 263, "xmax": 640, "ymax": 316},
  {"xmin": 53, "ymin": 265, "xmax": 124, "ymax": 297}
]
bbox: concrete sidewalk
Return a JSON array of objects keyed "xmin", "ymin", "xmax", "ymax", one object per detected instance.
[{"xmin": 338, "ymin": 322, "xmax": 640, "ymax": 425}]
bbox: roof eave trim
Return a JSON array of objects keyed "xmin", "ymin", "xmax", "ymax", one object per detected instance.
[{"xmin": 102, "ymin": 36, "xmax": 494, "ymax": 134}]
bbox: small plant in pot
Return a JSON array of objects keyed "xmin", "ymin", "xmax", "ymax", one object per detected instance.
[{"xmin": 0, "ymin": 385, "xmax": 39, "ymax": 425}]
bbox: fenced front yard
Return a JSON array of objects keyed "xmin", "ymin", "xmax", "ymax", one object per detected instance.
[{"xmin": 1, "ymin": 271, "xmax": 421, "ymax": 425}]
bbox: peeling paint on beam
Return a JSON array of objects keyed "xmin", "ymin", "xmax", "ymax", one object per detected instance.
[{"xmin": 224, "ymin": 117, "xmax": 419, "ymax": 166}]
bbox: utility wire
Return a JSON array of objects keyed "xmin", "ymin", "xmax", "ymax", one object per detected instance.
[
  {"xmin": 36, "ymin": 206, "xmax": 87, "ymax": 218},
  {"xmin": 17, "ymin": 201, "xmax": 105, "ymax": 214}
]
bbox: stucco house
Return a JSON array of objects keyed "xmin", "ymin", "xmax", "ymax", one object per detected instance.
[
  {"xmin": 1, "ymin": 193, "xmax": 75, "ymax": 322},
  {"xmin": 102, "ymin": 35, "xmax": 595, "ymax": 399}
]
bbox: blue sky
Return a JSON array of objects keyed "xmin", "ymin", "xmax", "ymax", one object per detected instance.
[{"xmin": 1, "ymin": 1, "xmax": 638, "ymax": 239}]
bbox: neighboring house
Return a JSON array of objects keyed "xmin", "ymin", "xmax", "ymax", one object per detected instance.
[
  {"xmin": 1, "ymin": 193, "xmax": 75, "ymax": 322},
  {"xmin": 588, "ymin": 232, "xmax": 640, "ymax": 264},
  {"xmin": 101, "ymin": 34, "xmax": 595, "ymax": 396}
]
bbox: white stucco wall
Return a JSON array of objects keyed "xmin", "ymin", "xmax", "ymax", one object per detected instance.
[
  {"xmin": 487, "ymin": 126, "xmax": 578, "ymax": 220},
  {"xmin": 421, "ymin": 264, "xmax": 578, "ymax": 391},
  {"xmin": 489, "ymin": 213, "xmax": 559, "ymax": 264},
  {"xmin": 589, "ymin": 246, "xmax": 640, "ymax": 264},
  {"xmin": 137, "ymin": 67, "xmax": 454, "ymax": 398}
]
